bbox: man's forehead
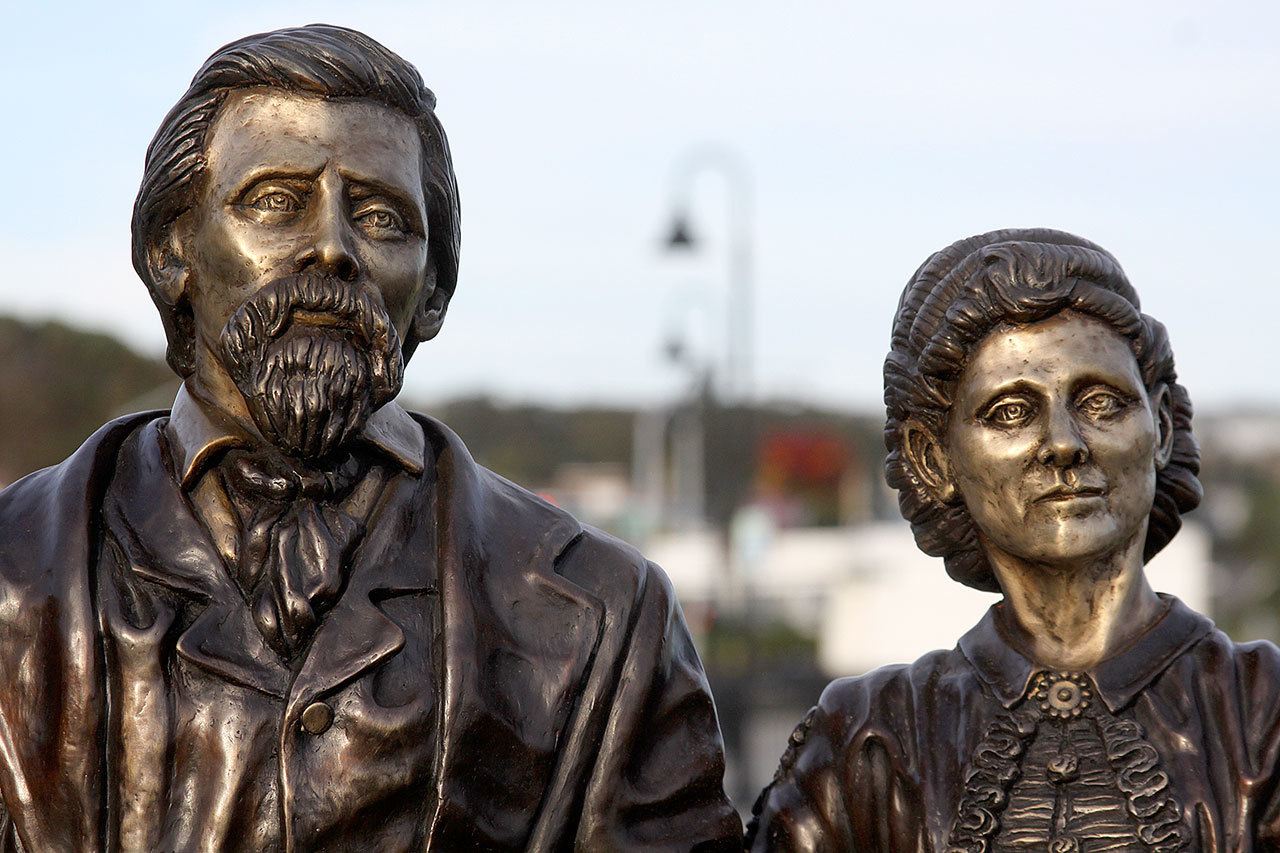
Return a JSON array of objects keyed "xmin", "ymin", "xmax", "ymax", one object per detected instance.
[{"xmin": 203, "ymin": 89, "xmax": 425, "ymax": 197}]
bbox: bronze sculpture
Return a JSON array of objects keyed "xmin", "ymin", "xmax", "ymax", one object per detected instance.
[
  {"xmin": 0, "ymin": 25, "xmax": 740, "ymax": 851},
  {"xmin": 748, "ymin": 229, "xmax": 1280, "ymax": 851}
]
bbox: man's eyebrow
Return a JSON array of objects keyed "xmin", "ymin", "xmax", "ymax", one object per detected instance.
[
  {"xmin": 225, "ymin": 167, "xmax": 322, "ymax": 199},
  {"xmin": 341, "ymin": 171, "xmax": 424, "ymax": 212}
]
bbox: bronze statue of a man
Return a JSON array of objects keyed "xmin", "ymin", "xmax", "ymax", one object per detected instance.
[
  {"xmin": 0, "ymin": 25, "xmax": 739, "ymax": 851},
  {"xmin": 748, "ymin": 229, "xmax": 1280, "ymax": 850}
]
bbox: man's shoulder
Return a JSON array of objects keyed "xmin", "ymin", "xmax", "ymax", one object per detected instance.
[
  {"xmin": 0, "ymin": 412, "xmax": 161, "ymax": 584},
  {"xmin": 474, "ymin": 466, "xmax": 660, "ymax": 610},
  {"xmin": 410, "ymin": 410, "xmax": 660, "ymax": 607}
]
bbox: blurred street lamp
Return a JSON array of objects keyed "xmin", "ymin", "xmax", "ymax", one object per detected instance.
[
  {"xmin": 662, "ymin": 147, "xmax": 754, "ymax": 402},
  {"xmin": 661, "ymin": 148, "xmax": 762, "ymax": 806}
]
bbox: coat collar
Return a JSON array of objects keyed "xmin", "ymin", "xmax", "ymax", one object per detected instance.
[
  {"xmin": 958, "ymin": 593, "xmax": 1214, "ymax": 713},
  {"xmin": 167, "ymin": 383, "xmax": 425, "ymax": 490}
]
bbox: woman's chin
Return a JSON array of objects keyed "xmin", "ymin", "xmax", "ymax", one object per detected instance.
[{"xmin": 995, "ymin": 515, "xmax": 1131, "ymax": 569}]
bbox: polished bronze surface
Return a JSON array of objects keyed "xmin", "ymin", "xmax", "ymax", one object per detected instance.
[
  {"xmin": 0, "ymin": 24, "xmax": 739, "ymax": 851},
  {"xmin": 749, "ymin": 229, "xmax": 1280, "ymax": 850}
]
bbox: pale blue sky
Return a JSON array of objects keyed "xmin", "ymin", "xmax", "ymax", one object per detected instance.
[{"xmin": 3, "ymin": 1, "xmax": 1277, "ymax": 411}]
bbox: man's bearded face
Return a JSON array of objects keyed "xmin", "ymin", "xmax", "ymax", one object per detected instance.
[{"xmin": 221, "ymin": 273, "xmax": 405, "ymax": 460}]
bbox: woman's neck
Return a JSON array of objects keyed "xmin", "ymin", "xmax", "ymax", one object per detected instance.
[{"xmin": 986, "ymin": 534, "xmax": 1164, "ymax": 671}]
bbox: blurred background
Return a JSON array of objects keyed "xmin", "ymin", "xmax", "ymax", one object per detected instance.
[{"xmin": 4, "ymin": 0, "xmax": 1279, "ymax": 815}]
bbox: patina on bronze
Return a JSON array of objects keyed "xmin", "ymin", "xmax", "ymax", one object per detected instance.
[
  {"xmin": 748, "ymin": 229, "xmax": 1280, "ymax": 851},
  {"xmin": 0, "ymin": 25, "xmax": 740, "ymax": 851}
]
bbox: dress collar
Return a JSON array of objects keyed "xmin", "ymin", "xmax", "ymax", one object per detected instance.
[
  {"xmin": 167, "ymin": 383, "xmax": 425, "ymax": 490},
  {"xmin": 957, "ymin": 593, "xmax": 1214, "ymax": 713}
]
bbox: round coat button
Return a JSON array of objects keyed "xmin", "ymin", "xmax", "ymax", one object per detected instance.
[{"xmin": 301, "ymin": 701, "xmax": 334, "ymax": 734}]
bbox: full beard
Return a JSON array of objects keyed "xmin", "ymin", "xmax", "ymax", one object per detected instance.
[{"xmin": 220, "ymin": 274, "xmax": 405, "ymax": 461}]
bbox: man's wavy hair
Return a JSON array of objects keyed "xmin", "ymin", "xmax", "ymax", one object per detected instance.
[
  {"xmin": 131, "ymin": 24, "xmax": 461, "ymax": 376},
  {"xmin": 883, "ymin": 228, "xmax": 1201, "ymax": 592}
]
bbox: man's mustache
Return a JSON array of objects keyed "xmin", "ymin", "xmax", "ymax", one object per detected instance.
[{"xmin": 222, "ymin": 274, "xmax": 399, "ymax": 361}]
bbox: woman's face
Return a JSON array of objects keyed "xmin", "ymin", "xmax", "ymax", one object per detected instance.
[{"xmin": 943, "ymin": 310, "xmax": 1168, "ymax": 568}]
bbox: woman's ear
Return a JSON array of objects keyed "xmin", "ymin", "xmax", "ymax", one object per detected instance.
[
  {"xmin": 902, "ymin": 418, "xmax": 957, "ymax": 504},
  {"xmin": 1151, "ymin": 383, "xmax": 1175, "ymax": 471}
]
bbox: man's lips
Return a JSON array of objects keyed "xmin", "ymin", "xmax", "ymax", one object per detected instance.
[
  {"xmin": 290, "ymin": 309, "xmax": 351, "ymax": 329},
  {"xmin": 285, "ymin": 310, "xmax": 369, "ymax": 344},
  {"xmin": 1035, "ymin": 484, "xmax": 1105, "ymax": 503}
]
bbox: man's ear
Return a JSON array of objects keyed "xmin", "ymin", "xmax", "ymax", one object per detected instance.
[
  {"xmin": 409, "ymin": 266, "xmax": 452, "ymax": 343},
  {"xmin": 901, "ymin": 418, "xmax": 957, "ymax": 504},
  {"xmin": 144, "ymin": 223, "xmax": 190, "ymax": 307},
  {"xmin": 1151, "ymin": 383, "xmax": 1175, "ymax": 470}
]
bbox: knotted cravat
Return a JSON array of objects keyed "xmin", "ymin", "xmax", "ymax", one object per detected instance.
[{"xmin": 221, "ymin": 448, "xmax": 368, "ymax": 659}]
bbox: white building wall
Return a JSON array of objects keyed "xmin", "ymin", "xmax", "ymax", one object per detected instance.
[{"xmin": 647, "ymin": 519, "xmax": 1214, "ymax": 678}]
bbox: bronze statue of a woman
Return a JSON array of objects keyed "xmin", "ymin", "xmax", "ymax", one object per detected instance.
[{"xmin": 748, "ymin": 229, "xmax": 1280, "ymax": 851}]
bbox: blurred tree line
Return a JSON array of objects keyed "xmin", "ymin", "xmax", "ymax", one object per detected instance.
[{"xmin": 0, "ymin": 317, "xmax": 176, "ymax": 484}]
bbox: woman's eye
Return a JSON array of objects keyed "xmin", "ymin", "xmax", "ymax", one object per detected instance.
[
  {"xmin": 356, "ymin": 206, "xmax": 406, "ymax": 235},
  {"xmin": 249, "ymin": 190, "xmax": 300, "ymax": 213},
  {"xmin": 1078, "ymin": 390, "xmax": 1127, "ymax": 419},
  {"xmin": 983, "ymin": 399, "xmax": 1034, "ymax": 427}
]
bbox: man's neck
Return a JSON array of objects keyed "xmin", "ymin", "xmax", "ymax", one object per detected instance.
[{"xmin": 186, "ymin": 343, "xmax": 264, "ymax": 444}]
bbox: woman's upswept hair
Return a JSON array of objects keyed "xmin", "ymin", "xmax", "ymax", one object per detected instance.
[
  {"xmin": 131, "ymin": 24, "xmax": 460, "ymax": 376},
  {"xmin": 883, "ymin": 228, "xmax": 1201, "ymax": 591}
]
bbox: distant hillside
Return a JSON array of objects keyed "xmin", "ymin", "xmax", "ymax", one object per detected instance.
[
  {"xmin": 0, "ymin": 316, "xmax": 887, "ymax": 525},
  {"xmin": 0, "ymin": 317, "xmax": 176, "ymax": 483}
]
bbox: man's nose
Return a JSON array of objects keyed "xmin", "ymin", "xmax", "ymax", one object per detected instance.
[
  {"xmin": 294, "ymin": 178, "xmax": 360, "ymax": 281},
  {"xmin": 1037, "ymin": 402, "xmax": 1090, "ymax": 468}
]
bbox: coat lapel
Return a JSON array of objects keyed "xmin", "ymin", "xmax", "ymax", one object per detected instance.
[
  {"xmin": 106, "ymin": 421, "xmax": 291, "ymax": 699},
  {"xmin": 416, "ymin": 415, "xmax": 606, "ymax": 849},
  {"xmin": 284, "ymin": 467, "xmax": 436, "ymax": 717}
]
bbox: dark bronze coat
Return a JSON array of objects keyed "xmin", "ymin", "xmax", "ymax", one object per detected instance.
[
  {"xmin": 749, "ymin": 597, "xmax": 1280, "ymax": 852},
  {"xmin": 0, "ymin": 412, "xmax": 740, "ymax": 851}
]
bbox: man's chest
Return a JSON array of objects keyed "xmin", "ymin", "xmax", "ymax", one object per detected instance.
[
  {"xmin": 96, "ymin": 423, "xmax": 444, "ymax": 851},
  {"xmin": 100, "ymin": 554, "xmax": 441, "ymax": 852}
]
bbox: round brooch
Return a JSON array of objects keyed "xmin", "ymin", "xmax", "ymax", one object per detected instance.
[{"xmin": 1028, "ymin": 671, "xmax": 1093, "ymax": 719}]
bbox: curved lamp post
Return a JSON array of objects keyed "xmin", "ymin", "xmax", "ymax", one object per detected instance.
[{"xmin": 661, "ymin": 146, "xmax": 754, "ymax": 403}]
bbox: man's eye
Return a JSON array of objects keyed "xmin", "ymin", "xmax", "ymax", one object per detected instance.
[
  {"xmin": 1078, "ymin": 390, "xmax": 1127, "ymax": 420},
  {"xmin": 355, "ymin": 207, "xmax": 406, "ymax": 234},
  {"xmin": 983, "ymin": 399, "xmax": 1035, "ymax": 427},
  {"xmin": 249, "ymin": 190, "xmax": 301, "ymax": 213}
]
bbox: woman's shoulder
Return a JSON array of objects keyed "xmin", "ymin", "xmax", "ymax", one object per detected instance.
[
  {"xmin": 1183, "ymin": 623, "xmax": 1280, "ymax": 688},
  {"xmin": 809, "ymin": 646, "xmax": 971, "ymax": 736}
]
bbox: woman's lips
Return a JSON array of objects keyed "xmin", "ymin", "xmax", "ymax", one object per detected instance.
[{"xmin": 1036, "ymin": 484, "xmax": 1105, "ymax": 503}]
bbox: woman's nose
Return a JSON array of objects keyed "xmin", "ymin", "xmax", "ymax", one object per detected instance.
[{"xmin": 1037, "ymin": 404, "xmax": 1090, "ymax": 468}]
